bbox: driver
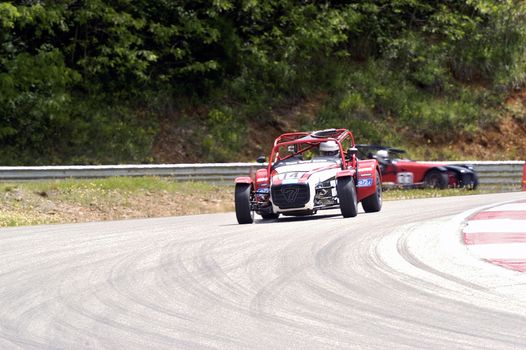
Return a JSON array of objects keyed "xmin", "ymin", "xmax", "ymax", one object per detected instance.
[
  {"xmin": 375, "ymin": 149, "xmax": 390, "ymax": 173},
  {"xmin": 376, "ymin": 149, "xmax": 389, "ymax": 163},
  {"xmin": 319, "ymin": 141, "xmax": 340, "ymax": 157}
]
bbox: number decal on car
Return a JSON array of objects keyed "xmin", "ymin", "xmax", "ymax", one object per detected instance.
[
  {"xmin": 357, "ymin": 178, "xmax": 373, "ymax": 187},
  {"xmin": 397, "ymin": 172, "xmax": 414, "ymax": 184}
]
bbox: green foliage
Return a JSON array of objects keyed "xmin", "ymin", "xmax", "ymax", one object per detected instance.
[
  {"xmin": 1, "ymin": 1, "xmax": 526, "ymax": 164},
  {"xmin": 0, "ymin": 3, "xmax": 19, "ymax": 30},
  {"xmin": 202, "ymin": 108, "xmax": 246, "ymax": 162},
  {"xmin": 0, "ymin": 2, "xmax": 156, "ymax": 165}
]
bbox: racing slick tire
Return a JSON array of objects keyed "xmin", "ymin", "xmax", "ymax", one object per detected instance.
[
  {"xmin": 362, "ymin": 170, "xmax": 382, "ymax": 213},
  {"xmin": 235, "ymin": 184, "xmax": 254, "ymax": 224},
  {"xmin": 337, "ymin": 177, "xmax": 358, "ymax": 218},
  {"xmin": 424, "ymin": 169, "xmax": 448, "ymax": 189}
]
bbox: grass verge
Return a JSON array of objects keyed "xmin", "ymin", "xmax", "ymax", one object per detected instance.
[
  {"xmin": 0, "ymin": 177, "xmax": 233, "ymax": 227},
  {"xmin": 0, "ymin": 177, "xmax": 499, "ymax": 227}
]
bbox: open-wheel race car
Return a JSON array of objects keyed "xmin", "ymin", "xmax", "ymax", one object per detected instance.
[
  {"xmin": 234, "ymin": 129, "xmax": 383, "ymax": 224},
  {"xmin": 356, "ymin": 144, "xmax": 478, "ymax": 190}
]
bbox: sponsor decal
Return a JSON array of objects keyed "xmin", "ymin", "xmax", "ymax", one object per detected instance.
[
  {"xmin": 357, "ymin": 178, "xmax": 373, "ymax": 187},
  {"xmin": 358, "ymin": 167, "xmax": 374, "ymax": 172},
  {"xmin": 358, "ymin": 172, "xmax": 372, "ymax": 177}
]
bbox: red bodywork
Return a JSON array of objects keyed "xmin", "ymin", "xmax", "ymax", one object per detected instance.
[{"xmin": 380, "ymin": 160, "xmax": 448, "ymax": 186}]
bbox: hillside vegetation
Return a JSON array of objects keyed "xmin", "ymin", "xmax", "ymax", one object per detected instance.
[{"xmin": 1, "ymin": 1, "xmax": 526, "ymax": 165}]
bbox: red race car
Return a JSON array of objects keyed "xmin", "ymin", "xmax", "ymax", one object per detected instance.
[
  {"xmin": 356, "ymin": 144, "xmax": 479, "ymax": 190},
  {"xmin": 234, "ymin": 129, "xmax": 383, "ymax": 224}
]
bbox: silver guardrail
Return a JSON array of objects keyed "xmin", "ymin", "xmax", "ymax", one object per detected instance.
[
  {"xmin": 0, "ymin": 161, "xmax": 524, "ymax": 190},
  {"xmin": 461, "ymin": 161, "xmax": 525, "ymax": 191},
  {"xmin": 0, "ymin": 163, "xmax": 264, "ymax": 185}
]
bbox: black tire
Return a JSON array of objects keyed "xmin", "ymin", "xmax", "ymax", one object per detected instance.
[
  {"xmin": 260, "ymin": 212, "xmax": 279, "ymax": 220},
  {"xmin": 463, "ymin": 172, "xmax": 479, "ymax": 190},
  {"xmin": 337, "ymin": 177, "xmax": 358, "ymax": 218},
  {"xmin": 424, "ymin": 169, "xmax": 448, "ymax": 189},
  {"xmin": 235, "ymin": 184, "xmax": 253, "ymax": 224},
  {"xmin": 471, "ymin": 173, "xmax": 479, "ymax": 190},
  {"xmin": 362, "ymin": 170, "xmax": 382, "ymax": 213}
]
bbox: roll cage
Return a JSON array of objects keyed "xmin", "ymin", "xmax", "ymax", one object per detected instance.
[{"xmin": 268, "ymin": 129, "xmax": 356, "ymax": 174}]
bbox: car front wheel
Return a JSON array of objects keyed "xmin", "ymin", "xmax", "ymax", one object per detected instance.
[
  {"xmin": 337, "ymin": 177, "xmax": 358, "ymax": 218},
  {"xmin": 235, "ymin": 184, "xmax": 254, "ymax": 224}
]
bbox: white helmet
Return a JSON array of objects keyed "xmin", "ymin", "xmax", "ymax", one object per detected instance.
[
  {"xmin": 319, "ymin": 141, "xmax": 339, "ymax": 156},
  {"xmin": 376, "ymin": 150, "xmax": 388, "ymax": 158}
]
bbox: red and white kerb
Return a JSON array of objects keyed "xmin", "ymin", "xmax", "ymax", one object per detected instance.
[{"xmin": 463, "ymin": 200, "xmax": 526, "ymax": 273}]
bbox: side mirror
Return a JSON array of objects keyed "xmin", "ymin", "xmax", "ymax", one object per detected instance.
[
  {"xmin": 256, "ymin": 155, "xmax": 266, "ymax": 164},
  {"xmin": 347, "ymin": 147, "xmax": 358, "ymax": 159}
]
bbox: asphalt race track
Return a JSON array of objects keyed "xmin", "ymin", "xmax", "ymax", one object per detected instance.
[{"xmin": 1, "ymin": 192, "xmax": 526, "ymax": 349}]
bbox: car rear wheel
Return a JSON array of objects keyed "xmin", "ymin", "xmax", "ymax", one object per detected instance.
[
  {"xmin": 235, "ymin": 184, "xmax": 254, "ymax": 224},
  {"xmin": 337, "ymin": 177, "xmax": 358, "ymax": 218},
  {"xmin": 424, "ymin": 169, "xmax": 448, "ymax": 189},
  {"xmin": 362, "ymin": 170, "xmax": 382, "ymax": 213}
]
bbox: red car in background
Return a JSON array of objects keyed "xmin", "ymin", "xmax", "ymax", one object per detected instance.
[{"xmin": 356, "ymin": 145, "xmax": 479, "ymax": 190}]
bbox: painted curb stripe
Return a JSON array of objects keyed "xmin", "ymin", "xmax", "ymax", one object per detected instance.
[
  {"xmin": 486, "ymin": 259, "xmax": 526, "ymax": 273},
  {"xmin": 467, "ymin": 242, "xmax": 526, "ymax": 258},
  {"xmin": 463, "ymin": 219, "xmax": 526, "ymax": 233},
  {"xmin": 463, "ymin": 200, "xmax": 526, "ymax": 273},
  {"xmin": 464, "ymin": 232, "xmax": 526, "ymax": 245},
  {"xmin": 484, "ymin": 203, "xmax": 526, "ymax": 211},
  {"xmin": 470, "ymin": 211, "xmax": 526, "ymax": 220}
]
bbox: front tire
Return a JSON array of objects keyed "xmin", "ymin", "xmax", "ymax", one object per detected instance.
[
  {"xmin": 462, "ymin": 173, "xmax": 479, "ymax": 190},
  {"xmin": 362, "ymin": 170, "xmax": 382, "ymax": 213},
  {"xmin": 470, "ymin": 173, "xmax": 479, "ymax": 190},
  {"xmin": 235, "ymin": 184, "xmax": 254, "ymax": 224},
  {"xmin": 337, "ymin": 177, "xmax": 358, "ymax": 218},
  {"xmin": 424, "ymin": 169, "xmax": 448, "ymax": 189}
]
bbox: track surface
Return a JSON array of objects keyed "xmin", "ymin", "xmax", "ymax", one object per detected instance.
[{"xmin": 1, "ymin": 192, "xmax": 526, "ymax": 349}]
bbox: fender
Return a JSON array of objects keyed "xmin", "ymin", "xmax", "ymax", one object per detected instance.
[
  {"xmin": 356, "ymin": 159, "xmax": 377, "ymax": 178},
  {"xmin": 443, "ymin": 164, "xmax": 478, "ymax": 189},
  {"xmin": 254, "ymin": 168, "xmax": 269, "ymax": 189},
  {"xmin": 427, "ymin": 166, "xmax": 448, "ymax": 173},
  {"xmin": 234, "ymin": 176, "xmax": 253, "ymax": 185},
  {"xmin": 444, "ymin": 165, "xmax": 474, "ymax": 174},
  {"xmin": 356, "ymin": 163, "xmax": 380, "ymax": 201}
]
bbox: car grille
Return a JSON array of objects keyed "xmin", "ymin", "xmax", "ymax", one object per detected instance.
[{"xmin": 271, "ymin": 184, "xmax": 310, "ymax": 209}]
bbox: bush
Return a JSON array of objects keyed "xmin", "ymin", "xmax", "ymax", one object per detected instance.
[{"xmin": 202, "ymin": 108, "xmax": 246, "ymax": 162}]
